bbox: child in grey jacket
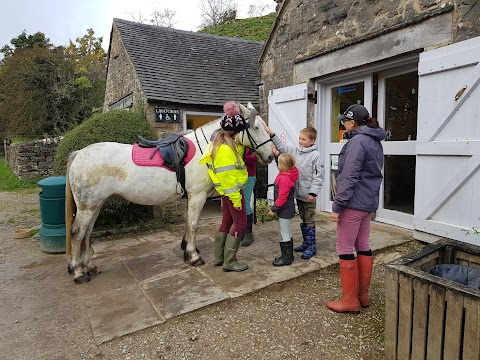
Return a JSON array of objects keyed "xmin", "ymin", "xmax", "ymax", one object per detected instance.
[{"xmin": 264, "ymin": 125, "xmax": 324, "ymax": 259}]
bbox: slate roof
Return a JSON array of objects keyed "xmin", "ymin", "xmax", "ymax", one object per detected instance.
[{"xmin": 112, "ymin": 19, "xmax": 264, "ymax": 107}]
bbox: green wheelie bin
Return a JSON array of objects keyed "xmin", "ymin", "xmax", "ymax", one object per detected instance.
[{"xmin": 37, "ymin": 176, "xmax": 66, "ymax": 253}]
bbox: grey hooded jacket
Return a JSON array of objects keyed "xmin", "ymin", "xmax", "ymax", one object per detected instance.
[
  {"xmin": 332, "ymin": 125, "xmax": 387, "ymax": 214},
  {"xmin": 272, "ymin": 135, "xmax": 324, "ymax": 202}
]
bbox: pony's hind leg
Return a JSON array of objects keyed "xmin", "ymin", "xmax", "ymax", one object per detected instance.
[
  {"xmin": 81, "ymin": 206, "xmax": 102, "ymax": 277},
  {"xmin": 68, "ymin": 207, "xmax": 100, "ymax": 283},
  {"xmin": 184, "ymin": 192, "xmax": 207, "ymax": 266}
]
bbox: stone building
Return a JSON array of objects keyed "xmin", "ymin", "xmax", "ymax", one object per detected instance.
[
  {"xmin": 104, "ymin": 18, "xmax": 264, "ymax": 137},
  {"xmin": 260, "ymin": 0, "xmax": 480, "ymax": 244}
]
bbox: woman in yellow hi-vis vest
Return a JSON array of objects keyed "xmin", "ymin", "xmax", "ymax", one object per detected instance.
[{"xmin": 199, "ymin": 101, "xmax": 249, "ymax": 272}]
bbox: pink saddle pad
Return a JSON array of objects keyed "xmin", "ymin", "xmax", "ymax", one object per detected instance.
[{"xmin": 131, "ymin": 137, "xmax": 196, "ymax": 172}]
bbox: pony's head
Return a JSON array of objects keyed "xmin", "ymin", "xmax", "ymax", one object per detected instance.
[{"xmin": 237, "ymin": 102, "xmax": 274, "ymax": 164}]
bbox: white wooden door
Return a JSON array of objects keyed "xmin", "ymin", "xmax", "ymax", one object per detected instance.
[
  {"xmin": 267, "ymin": 83, "xmax": 308, "ymax": 201},
  {"xmin": 414, "ymin": 36, "xmax": 480, "ymax": 246}
]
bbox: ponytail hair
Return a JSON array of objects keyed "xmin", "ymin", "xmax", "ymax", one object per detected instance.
[
  {"xmin": 211, "ymin": 129, "xmax": 241, "ymax": 160},
  {"xmin": 364, "ymin": 116, "xmax": 380, "ymax": 128}
]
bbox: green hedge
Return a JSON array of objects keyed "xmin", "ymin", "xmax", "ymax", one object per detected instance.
[
  {"xmin": 53, "ymin": 110, "xmax": 157, "ymax": 229},
  {"xmin": 53, "ymin": 110, "xmax": 156, "ymax": 175}
]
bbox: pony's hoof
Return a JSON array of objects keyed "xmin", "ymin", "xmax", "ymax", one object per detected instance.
[
  {"xmin": 74, "ymin": 274, "xmax": 91, "ymax": 284},
  {"xmin": 87, "ymin": 267, "xmax": 101, "ymax": 276},
  {"xmin": 191, "ymin": 258, "xmax": 205, "ymax": 267},
  {"xmin": 67, "ymin": 264, "xmax": 74, "ymax": 275}
]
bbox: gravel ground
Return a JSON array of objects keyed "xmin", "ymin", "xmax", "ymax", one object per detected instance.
[{"xmin": 0, "ymin": 190, "xmax": 424, "ymax": 360}]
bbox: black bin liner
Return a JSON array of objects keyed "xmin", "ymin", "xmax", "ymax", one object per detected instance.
[{"xmin": 428, "ymin": 264, "xmax": 480, "ymax": 289}]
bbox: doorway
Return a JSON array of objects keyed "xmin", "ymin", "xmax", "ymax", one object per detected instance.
[{"xmin": 320, "ymin": 65, "xmax": 418, "ymax": 229}]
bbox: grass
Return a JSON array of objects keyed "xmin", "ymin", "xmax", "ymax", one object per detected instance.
[
  {"xmin": 198, "ymin": 12, "xmax": 276, "ymax": 42},
  {"xmin": 0, "ymin": 155, "xmax": 41, "ymax": 192}
]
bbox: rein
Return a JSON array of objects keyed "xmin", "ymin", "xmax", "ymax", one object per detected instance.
[{"xmin": 193, "ymin": 126, "xmax": 210, "ymax": 155}]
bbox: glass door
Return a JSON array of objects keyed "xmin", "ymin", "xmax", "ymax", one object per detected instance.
[
  {"xmin": 321, "ymin": 76, "xmax": 372, "ymax": 211},
  {"xmin": 376, "ymin": 65, "xmax": 418, "ymax": 228}
]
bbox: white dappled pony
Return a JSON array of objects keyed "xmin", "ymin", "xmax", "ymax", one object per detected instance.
[{"xmin": 66, "ymin": 103, "xmax": 274, "ymax": 283}]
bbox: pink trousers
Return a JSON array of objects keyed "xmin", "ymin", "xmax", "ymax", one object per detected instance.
[{"xmin": 336, "ymin": 208, "xmax": 372, "ymax": 255}]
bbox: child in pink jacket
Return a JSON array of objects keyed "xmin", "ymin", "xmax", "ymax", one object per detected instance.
[{"xmin": 268, "ymin": 153, "xmax": 299, "ymax": 266}]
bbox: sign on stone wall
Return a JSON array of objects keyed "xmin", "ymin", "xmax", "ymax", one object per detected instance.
[{"xmin": 155, "ymin": 108, "xmax": 180, "ymax": 122}]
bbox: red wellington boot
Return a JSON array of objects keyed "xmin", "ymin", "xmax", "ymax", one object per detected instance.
[
  {"xmin": 357, "ymin": 255, "xmax": 373, "ymax": 308},
  {"xmin": 326, "ymin": 259, "xmax": 361, "ymax": 314}
]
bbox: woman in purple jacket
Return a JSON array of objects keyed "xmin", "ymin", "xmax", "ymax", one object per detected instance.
[{"xmin": 327, "ymin": 104, "xmax": 387, "ymax": 314}]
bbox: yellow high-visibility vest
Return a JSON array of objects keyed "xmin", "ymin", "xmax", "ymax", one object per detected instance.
[{"xmin": 199, "ymin": 143, "xmax": 247, "ymax": 208}]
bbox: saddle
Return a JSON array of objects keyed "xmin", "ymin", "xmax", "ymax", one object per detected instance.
[{"xmin": 138, "ymin": 134, "xmax": 189, "ymax": 198}]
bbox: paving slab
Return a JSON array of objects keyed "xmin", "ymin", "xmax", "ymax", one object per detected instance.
[{"xmin": 80, "ymin": 211, "xmax": 413, "ymax": 344}]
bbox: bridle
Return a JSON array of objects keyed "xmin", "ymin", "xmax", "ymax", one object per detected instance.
[
  {"xmin": 240, "ymin": 109, "xmax": 273, "ymax": 154},
  {"xmin": 193, "ymin": 109, "xmax": 272, "ymax": 155}
]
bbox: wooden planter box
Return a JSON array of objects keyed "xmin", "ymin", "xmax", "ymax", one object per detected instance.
[{"xmin": 385, "ymin": 239, "xmax": 480, "ymax": 360}]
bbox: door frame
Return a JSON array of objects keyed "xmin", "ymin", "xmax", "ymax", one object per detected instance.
[
  {"xmin": 318, "ymin": 74, "xmax": 373, "ymax": 212},
  {"xmin": 315, "ymin": 55, "xmax": 420, "ymax": 229}
]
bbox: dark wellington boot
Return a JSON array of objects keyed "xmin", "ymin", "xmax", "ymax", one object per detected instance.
[
  {"xmin": 213, "ymin": 232, "xmax": 227, "ymax": 266},
  {"xmin": 241, "ymin": 214, "xmax": 254, "ymax": 247},
  {"xmin": 273, "ymin": 240, "xmax": 294, "ymax": 266}
]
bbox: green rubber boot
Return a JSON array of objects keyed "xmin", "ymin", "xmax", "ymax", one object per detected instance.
[
  {"xmin": 213, "ymin": 232, "xmax": 227, "ymax": 266},
  {"xmin": 223, "ymin": 234, "xmax": 248, "ymax": 272}
]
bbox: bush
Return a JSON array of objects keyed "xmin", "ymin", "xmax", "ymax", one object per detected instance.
[
  {"xmin": 255, "ymin": 199, "xmax": 278, "ymax": 223},
  {"xmin": 53, "ymin": 110, "xmax": 156, "ymax": 175},
  {"xmin": 53, "ymin": 110, "xmax": 157, "ymax": 229}
]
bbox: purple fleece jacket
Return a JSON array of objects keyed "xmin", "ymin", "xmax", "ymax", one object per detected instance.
[{"xmin": 332, "ymin": 125, "xmax": 388, "ymax": 214}]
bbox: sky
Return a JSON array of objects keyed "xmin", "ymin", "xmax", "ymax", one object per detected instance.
[{"xmin": 0, "ymin": 0, "xmax": 275, "ymax": 55}]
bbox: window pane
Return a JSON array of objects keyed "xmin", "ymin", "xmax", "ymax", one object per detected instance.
[
  {"xmin": 384, "ymin": 71, "xmax": 418, "ymax": 141},
  {"xmin": 331, "ymin": 82, "xmax": 364, "ymax": 143},
  {"xmin": 383, "ymin": 155, "xmax": 415, "ymax": 214}
]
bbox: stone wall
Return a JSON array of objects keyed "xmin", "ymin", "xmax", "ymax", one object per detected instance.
[
  {"xmin": 259, "ymin": 0, "xmax": 480, "ymax": 122},
  {"xmin": 6, "ymin": 137, "xmax": 62, "ymax": 180},
  {"xmin": 103, "ymin": 25, "xmax": 146, "ymax": 113}
]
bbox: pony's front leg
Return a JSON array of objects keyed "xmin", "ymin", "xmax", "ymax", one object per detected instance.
[{"xmin": 184, "ymin": 193, "xmax": 207, "ymax": 266}]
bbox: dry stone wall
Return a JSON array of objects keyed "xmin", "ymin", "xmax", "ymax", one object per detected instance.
[{"xmin": 6, "ymin": 138, "xmax": 62, "ymax": 180}]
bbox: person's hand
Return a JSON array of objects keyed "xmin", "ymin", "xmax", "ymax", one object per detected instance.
[
  {"xmin": 234, "ymin": 205, "xmax": 242, "ymax": 211},
  {"xmin": 307, "ymin": 195, "xmax": 316, "ymax": 203},
  {"xmin": 263, "ymin": 124, "xmax": 274, "ymax": 137},
  {"xmin": 272, "ymin": 144, "xmax": 279, "ymax": 157},
  {"xmin": 330, "ymin": 212, "xmax": 340, "ymax": 222},
  {"xmin": 268, "ymin": 210, "xmax": 275, "ymax": 217}
]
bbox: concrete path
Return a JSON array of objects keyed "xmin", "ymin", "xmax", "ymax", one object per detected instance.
[{"xmin": 75, "ymin": 211, "xmax": 413, "ymax": 344}]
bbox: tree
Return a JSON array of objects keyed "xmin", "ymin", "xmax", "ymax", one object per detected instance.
[
  {"xmin": 0, "ymin": 29, "xmax": 106, "ymax": 139},
  {"xmin": 247, "ymin": 2, "xmax": 274, "ymax": 18},
  {"xmin": 64, "ymin": 28, "xmax": 107, "ymax": 122},
  {"xmin": 129, "ymin": 9, "xmax": 177, "ymax": 28},
  {"xmin": 0, "ymin": 46, "xmax": 75, "ymax": 137},
  {"xmin": 150, "ymin": 9, "xmax": 177, "ymax": 27},
  {"xmin": 0, "ymin": 31, "xmax": 52, "ymax": 58},
  {"xmin": 199, "ymin": 0, "xmax": 238, "ymax": 28}
]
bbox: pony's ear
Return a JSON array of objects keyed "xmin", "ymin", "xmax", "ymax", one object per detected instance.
[
  {"xmin": 247, "ymin": 102, "xmax": 255, "ymax": 110},
  {"xmin": 238, "ymin": 103, "xmax": 250, "ymax": 118}
]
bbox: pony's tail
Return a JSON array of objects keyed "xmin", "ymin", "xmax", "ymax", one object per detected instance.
[{"xmin": 65, "ymin": 151, "xmax": 78, "ymax": 256}]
